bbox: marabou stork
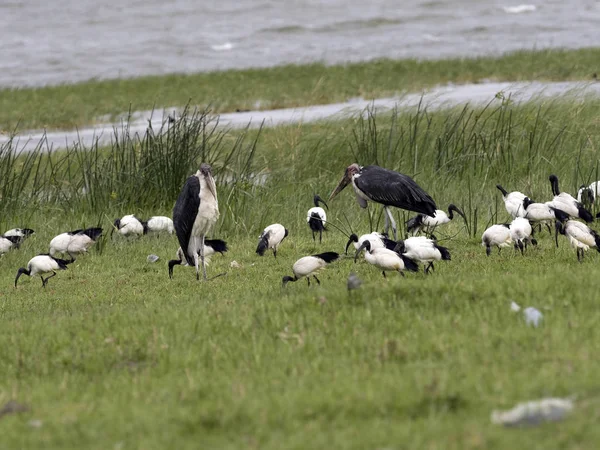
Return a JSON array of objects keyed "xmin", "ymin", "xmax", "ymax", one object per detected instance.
[
  {"xmin": 481, "ymin": 224, "xmax": 512, "ymax": 256},
  {"xmin": 256, "ymin": 224, "xmax": 288, "ymax": 258},
  {"xmin": 173, "ymin": 163, "xmax": 220, "ymax": 280},
  {"xmin": 394, "ymin": 236, "xmax": 450, "ymax": 274},
  {"xmin": 282, "ymin": 252, "xmax": 339, "ymax": 287},
  {"xmin": 329, "ymin": 164, "xmax": 436, "ymax": 240},
  {"xmin": 354, "ymin": 240, "xmax": 419, "ymax": 278},
  {"xmin": 168, "ymin": 239, "xmax": 228, "ymax": 278},
  {"xmin": 15, "ymin": 254, "xmax": 73, "ymax": 288},
  {"xmin": 307, "ymin": 195, "xmax": 328, "ymax": 242},
  {"xmin": 406, "ymin": 204, "xmax": 466, "ymax": 235},
  {"xmin": 548, "ymin": 175, "xmax": 593, "ymax": 223},
  {"xmin": 49, "ymin": 227, "xmax": 103, "ymax": 259}
]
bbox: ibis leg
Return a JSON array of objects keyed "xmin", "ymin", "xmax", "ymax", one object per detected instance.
[
  {"xmin": 273, "ymin": 248, "xmax": 277, "ymax": 259},
  {"xmin": 314, "ymin": 275, "xmax": 321, "ymax": 285},
  {"xmin": 384, "ymin": 207, "xmax": 398, "ymax": 240},
  {"xmin": 40, "ymin": 275, "xmax": 46, "ymax": 287},
  {"xmin": 200, "ymin": 236, "xmax": 208, "ymax": 280},
  {"xmin": 307, "ymin": 277, "xmax": 311, "ymax": 287},
  {"xmin": 382, "ymin": 271, "xmax": 387, "ymax": 279}
]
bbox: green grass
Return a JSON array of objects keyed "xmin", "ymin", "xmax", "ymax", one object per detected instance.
[
  {"xmin": 2, "ymin": 95, "xmax": 600, "ymax": 447},
  {"xmin": 1, "ymin": 47, "xmax": 599, "ymax": 132}
]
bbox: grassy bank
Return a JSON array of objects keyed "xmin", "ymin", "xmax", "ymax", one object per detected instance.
[
  {"xmin": 2, "ymin": 97, "xmax": 600, "ymax": 447},
  {"xmin": 1, "ymin": 47, "xmax": 599, "ymax": 132}
]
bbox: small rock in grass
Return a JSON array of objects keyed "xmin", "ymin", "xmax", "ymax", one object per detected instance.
[
  {"xmin": 230, "ymin": 260, "xmax": 241, "ymax": 269},
  {"xmin": 524, "ymin": 307, "xmax": 543, "ymax": 327},
  {"xmin": 28, "ymin": 419, "xmax": 43, "ymax": 428},
  {"xmin": 491, "ymin": 397, "xmax": 574, "ymax": 427},
  {"xmin": 510, "ymin": 301, "xmax": 521, "ymax": 312},
  {"xmin": 347, "ymin": 272, "xmax": 362, "ymax": 292},
  {"xmin": 147, "ymin": 254, "xmax": 159, "ymax": 263}
]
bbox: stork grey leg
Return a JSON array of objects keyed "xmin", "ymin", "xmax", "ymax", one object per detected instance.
[
  {"xmin": 200, "ymin": 235, "xmax": 208, "ymax": 280},
  {"xmin": 384, "ymin": 207, "xmax": 398, "ymax": 240},
  {"xmin": 194, "ymin": 251, "xmax": 200, "ymax": 281}
]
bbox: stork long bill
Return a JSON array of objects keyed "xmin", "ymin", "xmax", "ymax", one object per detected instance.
[{"xmin": 329, "ymin": 173, "xmax": 351, "ymax": 202}]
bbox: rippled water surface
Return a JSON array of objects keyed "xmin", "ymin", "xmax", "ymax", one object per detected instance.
[{"xmin": 1, "ymin": 0, "xmax": 599, "ymax": 87}]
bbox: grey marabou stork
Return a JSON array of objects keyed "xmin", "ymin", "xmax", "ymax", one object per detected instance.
[
  {"xmin": 328, "ymin": 164, "xmax": 437, "ymax": 240},
  {"xmin": 173, "ymin": 163, "xmax": 220, "ymax": 280}
]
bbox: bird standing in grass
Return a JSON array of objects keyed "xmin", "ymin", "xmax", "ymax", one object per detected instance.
[
  {"xmin": 555, "ymin": 216, "xmax": 600, "ymax": 262},
  {"xmin": 406, "ymin": 204, "xmax": 466, "ymax": 235},
  {"xmin": 329, "ymin": 164, "xmax": 437, "ymax": 240},
  {"xmin": 394, "ymin": 236, "xmax": 451, "ymax": 274},
  {"xmin": 345, "ymin": 232, "xmax": 396, "ymax": 255},
  {"xmin": 142, "ymin": 216, "xmax": 174, "ymax": 235},
  {"xmin": 168, "ymin": 239, "xmax": 228, "ymax": 278},
  {"xmin": 113, "ymin": 215, "xmax": 144, "ymax": 237},
  {"xmin": 354, "ymin": 240, "xmax": 418, "ymax": 278},
  {"xmin": 481, "ymin": 224, "xmax": 512, "ymax": 256},
  {"xmin": 523, "ymin": 197, "xmax": 557, "ymax": 233},
  {"xmin": 547, "ymin": 174, "xmax": 593, "ymax": 223},
  {"xmin": 49, "ymin": 227, "xmax": 103, "ymax": 260},
  {"xmin": 282, "ymin": 252, "xmax": 339, "ymax": 287},
  {"xmin": 0, "ymin": 235, "xmax": 21, "ymax": 255},
  {"xmin": 15, "ymin": 254, "xmax": 73, "ymax": 288},
  {"xmin": 3, "ymin": 228, "xmax": 35, "ymax": 243},
  {"xmin": 577, "ymin": 181, "xmax": 600, "ymax": 208},
  {"xmin": 307, "ymin": 195, "xmax": 328, "ymax": 243},
  {"xmin": 496, "ymin": 185, "xmax": 527, "ymax": 218},
  {"xmin": 509, "ymin": 217, "xmax": 536, "ymax": 255},
  {"xmin": 256, "ymin": 223, "xmax": 288, "ymax": 258},
  {"xmin": 173, "ymin": 163, "xmax": 220, "ymax": 281}
]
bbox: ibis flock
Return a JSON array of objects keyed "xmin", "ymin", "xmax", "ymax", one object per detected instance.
[{"xmin": 4, "ymin": 162, "xmax": 600, "ymax": 289}]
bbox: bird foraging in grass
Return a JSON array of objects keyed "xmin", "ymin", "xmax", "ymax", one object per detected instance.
[
  {"xmin": 0, "ymin": 235, "xmax": 21, "ymax": 255},
  {"xmin": 509, "ymin": 217, "xmax": 537, "ymax": 255},
  {"xmin": 306, "ymin": 195, "xmax": 328, "ymax": 243},
  {"xmin": 113, "ymin": 215, "xmax": 144, "ymax": 237},
  {"xmin": 354, "ymin": 240, "xmax": 418, "ymax": 278},
  {"xmin": 547, "ymin": 174, "xmax": 593, "ymax": 223},
  {"xmin": 142, "ymin": 216, "xmax": 174, "ymax": 235},
  {"xmin": 394, "ymin": 236, "xmax": 451, "ymax": 274},
  {"xmin": 15, "ymin": 254, "xmax": 74, "ymax": 288},
  {"xmin": 345, "ymin": 232, "xmax": 396, "ymax": 255},
  {"xmin": 49, "ymin": 227, "xmax": 103, "ymax": 260},
  {"xmin": 496, "ymin": 185, "xmax": 528, "ymax": 218},
  {"xmin": 256, "ymin": 224, "xmax": 288, "ymax": 258},
  {"xmin": 481, "ymin": 224, "xmax": 512, "ymax": 256},
  {"xmin": 406, "ymin": 204, "xmax": 466, "ymax": 236},
  {"xmin": 282, "ymin": 252, "xmax": 339, "ymax": 287},
  {"xmin": 173, "ymin": 163, "xmax": 220, "ymax": 281},
  {"xmin": 329, "ymin": 164, "xmax": 437, "ymax": 240},
  {"xmin": 168, "ymin": 239, "xmax": 228, "ymax": 278},
  {"xmin": 555, "ymin": 214, "xmax": 600, "ymax": 262},
  {"xmin": 3, "ymin": 228, "xmax": 35, "ymax": 243}
]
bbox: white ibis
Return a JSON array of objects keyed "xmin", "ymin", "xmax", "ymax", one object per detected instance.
[
  {"xmin": 354, "ymin": 240, "xmax": 419, "ymax": 278},
  {"xmin": 307, "ymin": 195, "xmax": 328, "ymax": 242},
  {"xmin": 345, "ymin": 232, "xmax": 396, "ymax": 255},
  {"xmin": 555, "ymin": 217, "xmax": 600, "ymax": 262},
  {"xmin": 548, "ymin": 175, "xmax": 593, "ymax": 223},
  {"xmin": 394, "ymin": 236, "xmax": 451, "ymax": 274},
  {"xmin": 509, "ymin": 217, "xmax": 536, "ymax": 255},
  {"xmin": 113, "ymin": 215, "xmax": 144, "ymax": 237},
  {"xmin": 496, "ymin": 185, "xmax": 527, "ymax": 218},
  {"xmin": 0, "ymin": 235, "xmax": 21, "ymax": 255},
  {"xmin": 406, "ymin": 204, "xmax": 466, "ymax": 235},
  {"xmin": 256, "ymin": 223, "xmax": 288, "ymax": 258},
  {"xmin": 168, "ymin": 239, "xmax": 228, "ymax": 278},
  {"xmin": 329, "ymin": 164, "xmax": 437, "ymax": 240},
  {"xmin": 142, "ymin": 216, "xmax": 174, "ymax": 234},
  {"xmin": 282, "ymin": 252, "xmax": 339, "ymax": 287},
  {"xmin": 523, "ymin": 197, "xmax": 556, "ymax": 233},
  {"xmin": 481, "ymin": 224, "xmax": 512, "ymax": 256},
  {"xmin": 49, "ymin": 227, "xmax": 103, "ymax": 259},
  {"xmin": 577, "ymin": 181, "xmax": 600, "ymax": 206},
  {"xmin": 15, "ymin": 254, "xmax": 74, "ymax": 288},
  {"xmin": 173, "ymin": 163, "xmax": 220, "ymax": 281},
  {"xmin": 3, "ymin": 228, "xmax": 35, "ymax": 242}
]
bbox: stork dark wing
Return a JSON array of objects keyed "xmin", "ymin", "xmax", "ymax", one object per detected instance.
[
  {"xmin": 354, "ymin": 166, "xmax": 437, "ymax": 216},
  {"xmin": 173, "ymin": 176, "xmax": 200, "ymax": 266}
]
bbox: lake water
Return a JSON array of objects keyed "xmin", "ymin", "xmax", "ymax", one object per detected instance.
[{"xmin": 1, "ymin": 0, "xmax": 599, "ymax": 87}]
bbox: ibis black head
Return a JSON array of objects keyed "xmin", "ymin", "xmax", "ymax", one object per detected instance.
[
  {"xmin": 496, "ymin": 184, "xmax": 508, "ymax": 196},
  {"xmin": 551, "ymin": 207, "xmax": 570, "ymax": 223},
  {"xmin": 21, "ymin": 228, "xmax": 35, "ymax": 237},
  {"xmin": 523, "ymin": 197, "xmax": 534, "ymax": 209},
  {"xmin": 113, "ymin": 218, "xmax": 121, "ymax": 230},
  {"xmin": 14, "ymin": 267, "xmax": 31, "ymax": 288},
  {"xmin": 282, "ymin": 275, "xmax": 297, "ymax": 287},
  {"xmin": 345, "ymin": 233, "xmax": 359, "ymax": 255},
  {"xmin": 447, "ymin": 204, "xmax": 466, "ymax": 220},
  {"xmin": 329, "ymin": 163, "xmax": 360, "ymax": 202},
  {"xmin": 314, "ymin": 194, "xmax": 328, "ymax": 210},
  {"xmin": 355, "ymin": 240, "xmax": 371, "ymax": 262},
  {"xmin": 549, "ymin": 174, "xmax": 560, "ymax": 196}
]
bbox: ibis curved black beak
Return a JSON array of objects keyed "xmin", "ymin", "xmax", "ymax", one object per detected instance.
[
  {"xmin": 168, "ymin": 259, "xmax": 181, "ymax": 279},
  {"xmin": 449, "ymin": 204, "xmax": 466, "ymax": 221},
  {"xmin": 345, "ymin": 233, "xmax": 358, "ymax": 255},
  {"xmin": 354, "ymin": 241, "xmax": 368, "ymax": 263},
  {"xmin": 329, "ymin": 171, "xmax": 351, "ymax": 202},
  {"xmin": 314, "ymin": 195, "xmax": 329, "ymax": 210}
]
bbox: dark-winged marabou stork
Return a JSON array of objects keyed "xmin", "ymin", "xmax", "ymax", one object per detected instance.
[
  {"xmin": 329, "ymin": 164, "xmax": 437, "ymax": 240},
  {"xmin": 173, "ymin": 163, "xmax": 220, "ymax": 280}
]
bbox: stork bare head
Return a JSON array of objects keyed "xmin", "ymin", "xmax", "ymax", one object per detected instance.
[{"xmin": 329, "ymin": 164, "xmax": 360, "ymax": 201}]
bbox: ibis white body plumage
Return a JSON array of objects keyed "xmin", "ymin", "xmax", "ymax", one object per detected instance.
[
  {"xmin": 406, "ymin": 204, "xmax": 466, "ymax": 235},
  {"xmin": 256, "ymin": 223, "xmax": 288, "ymax": 258},
  {"xmin": 577, "ymin": 181, "xmax": 600, "ymax": 205},
  {"xmin": 307, "ymin": 195, "xmax": 328, "ymax": 242},
  {"xmin": 355, "ymin": 240, "xmax": 418, "ymax": 278},
  {"xmin": 0, "ymin": 235, "xmax": 21, "ymax": 255},
  {"xmin": 282, "ymin": 252, "xmax": 339, "ymax": 286},
  {"xmin": 481, "ymin": 224, "xmax": 512, "ymax": 256},
  {"xmin": 143, "ymin": 216, "xmax": 174, "ymax": 234},
  {"xmin": 173, "ymin": 163, "xmax": 220, "ymax": 280},
  {"xmin": 345, "ymin": 232, "xmax": 396, "ymax": 255},
  {"xmin": 49, "ymin": 227, "xmax": 103, "ymax": 258},
  {"xmin": 557, "ymin": 219, "xmax": 600, "ymax": 261},
  {"xmin": 114, "ymin": 215, "xmax": 144, "ymax": 237},
  {"xmin": 547, "ymin": 175, "xmax": 593, "ymax": 222},
  {"xmin": 3, "ymin": 228, "xmax": 35, "ymax": 242},
  {"xmin": 395, "ymin": 236, "xmax": 451, "ymax": 274},
  {"xmin": 509, "ymin": 217, "xmax": 536, "ymax": 254},
  {"xmin": 15, "ymin": 254, "xmax": 73, "ymax": 288},
  {"xmin": 496, "ymin": 185, "xmax": 527, "ymax": 218}
]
